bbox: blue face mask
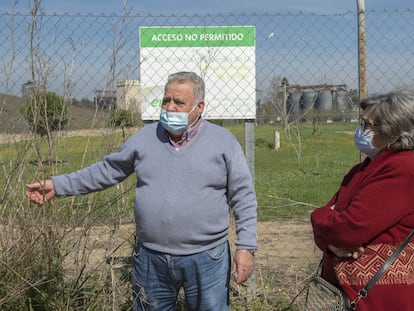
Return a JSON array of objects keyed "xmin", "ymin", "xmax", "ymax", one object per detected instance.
[
  {"xmin": 159, "ymin": 105, "xmax": 198, "ymax": 135},
  {"xmin": 354, "ymin": 125, "xmax": 382, "ymax": 159}
]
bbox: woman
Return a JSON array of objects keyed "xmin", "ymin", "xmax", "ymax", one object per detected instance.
[{"xmin": 311, "ymin": 90, "xmax": 414, "ymax": 310}]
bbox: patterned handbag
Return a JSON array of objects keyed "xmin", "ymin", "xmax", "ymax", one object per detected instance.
[
  {"xmin": 291, "ymin": 228, "xmax": 414, "ymax": 311},
  {"xmin": 296, "ymin": 264, "xmax": 351, "ymax": 311}
]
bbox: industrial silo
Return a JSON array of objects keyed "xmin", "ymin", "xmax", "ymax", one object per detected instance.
[
  {"xmin": 316, "ymin": 90, "xmax": 333, "ymax": 112},
  {"xmin": 286, "ymin": 91, "xmax": 302, "ymax": 118},
  {"xmin": 336, "ymin": 90, "xmax": 352, "ymax": 120},
  {"xmin": 315, "ymin": 90, "xmax": 333, "ymax": 121},
  {"xmin": 300, "ymin": 90, "xmax": 316, "ymax": 121}
]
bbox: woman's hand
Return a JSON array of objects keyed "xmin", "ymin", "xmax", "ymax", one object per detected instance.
[
  {"xmin": 328, "ymin": 245, "xmax": 364, "ymax": 259},
  {"xmin": 327, "ymin": 205, "xmax": 364, "ymax": 259}
]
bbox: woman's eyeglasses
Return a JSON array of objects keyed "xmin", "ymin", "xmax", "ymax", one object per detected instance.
[{"xmin": 362, "ymin": 119, "xmax": 377, "ymax": 132}]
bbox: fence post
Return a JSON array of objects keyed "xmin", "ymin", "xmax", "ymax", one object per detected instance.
[
  {"xmin": 244, "ymin": 119, "xmax": 256, "ymax": 300},
  {"xmin": 281, "ymin": 78, "xmax": 289, "ymax": 129},
  {"xmin": 274, "ymin": 130, "xmax": 280, "ymax": 150},
  {"xmin": 245, "ymin": 119, "xmax": 255, "ymax": 178},
  {"xmin": 356, "ymin": 0, "xmax": 367, "ymax": 100},
  {"xmin": 357, "ymin": 0, "xmax": 367, "ymax": 162}
]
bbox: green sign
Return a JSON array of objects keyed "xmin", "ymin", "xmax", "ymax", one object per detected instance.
[
  {"xmin": 139, "ymin": 25, "xmax": 256, "ymax": 120},
  {"xmin": 140, "ymin": 26, "xmax": 255, "ymax": 48}
]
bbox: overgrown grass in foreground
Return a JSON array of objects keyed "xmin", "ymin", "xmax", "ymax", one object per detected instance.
[{"xmin": 0, "ymin": 122, "xmax": 360, "ymax": 310}]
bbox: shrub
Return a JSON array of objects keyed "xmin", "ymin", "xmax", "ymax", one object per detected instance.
[
  {"xmin": 108, "ymin": 109, "xmax": 137, "ymax": 129},
  {"xmin": 20, "ymin": 92, "xmax": 68, "ymax": 136}
]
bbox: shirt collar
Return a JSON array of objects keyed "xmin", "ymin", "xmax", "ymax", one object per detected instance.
[{"xmin": 164, "ymin": 117, "xmax": 203, "ymax": 147}]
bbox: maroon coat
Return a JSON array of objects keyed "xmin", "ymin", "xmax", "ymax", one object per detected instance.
[{"xmin": 311, "ymin": 149, "xmax": 414, "ymax": 311}]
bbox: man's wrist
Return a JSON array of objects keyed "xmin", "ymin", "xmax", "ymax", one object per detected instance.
[{"xmin": 246, "ymin": 249, "xmax": 256, "ymax": 256}]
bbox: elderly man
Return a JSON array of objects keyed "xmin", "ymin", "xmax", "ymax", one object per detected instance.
[{"xmin": 26, "ymin": 71, "xmax": 258, "ymax": 311}]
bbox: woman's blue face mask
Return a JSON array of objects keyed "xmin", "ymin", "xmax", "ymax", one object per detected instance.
[{"xmin": 354, "ymin": 125, "xmax": 382, "ymax": 159}]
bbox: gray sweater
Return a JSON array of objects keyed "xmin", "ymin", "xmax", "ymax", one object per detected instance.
[{"xmin": 52, "ymin": 120, "xmax": 257, "ymax": 255}]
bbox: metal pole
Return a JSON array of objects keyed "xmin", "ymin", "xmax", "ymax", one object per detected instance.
[
  {"xmin": 244, "ymin": 119, "xmax": 256, "ymax": 300},
  {"xmin": 244, "ymin": 119, "xmax": 255, "ymax": 179},
  {"xmin": 281, "ymin": 78, "xmax": 288, "ymax": 129}
]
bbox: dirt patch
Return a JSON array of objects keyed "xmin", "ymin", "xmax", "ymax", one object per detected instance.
[
  {"xmin": 0, "ymin": 127, "xmax": 141, "ymax": 144},
  {"xmin": 255, "ymin": 219, "xmax": 321, "ymax": 300},
  {"xmin": 84, "ymin": 218, "xmax": 321, "ymax": 304}
]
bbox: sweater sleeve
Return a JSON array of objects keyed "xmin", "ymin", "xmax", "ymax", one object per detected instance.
[
  {"xmin": 52, "ymin": 138, "xmax": 136, "ymax": 196},
  {"xmin": 311, "ymin": 192, "xmax": 338, "ymax": 251},
  {"xmin": 311, "ymin": 152, "xmax": 414, "ymax": 250},
  {"xmin": 226, "ymin": 138, "xmax": 258, "ymax": 250}
]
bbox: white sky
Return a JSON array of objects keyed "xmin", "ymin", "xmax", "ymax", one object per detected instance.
[{"xmin": 2, "ymin": 0, "xmax": 414, "ymax": 15}]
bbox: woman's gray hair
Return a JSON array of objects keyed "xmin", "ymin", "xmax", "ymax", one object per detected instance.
[
  {"xmin": 361, "ymin": 90, "xmax": 414, "ymax": 150},
  {"xmin": 166, "ymin": 71, "xmax": 205, "ymax": 104}
]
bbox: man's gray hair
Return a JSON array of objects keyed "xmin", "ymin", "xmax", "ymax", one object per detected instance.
[
  {"xmin": 166, "ymin": 72, "xmax": 205, "ymax": 104},
  {"xmin": 361, "ymin": 90, "xmax": 414, "ymax": 150}
]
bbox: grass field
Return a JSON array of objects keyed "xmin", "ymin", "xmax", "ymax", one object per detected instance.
[{"xmin": 0, "ymin": 120, "xmax": 361, "ymax": 310}]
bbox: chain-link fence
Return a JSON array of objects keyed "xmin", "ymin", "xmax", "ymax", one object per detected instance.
[
  {"xmin": 1, "ymin": 9, "xmax": 414, "ymax": 125},
  {"xmin": 1, "ymin": 8, "xmax": 414, "ymax": 309}
]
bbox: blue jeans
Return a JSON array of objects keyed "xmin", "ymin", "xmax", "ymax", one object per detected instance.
[{"xmin": 132, "ymin": 241, "xmax": 230, "ymax": 311}]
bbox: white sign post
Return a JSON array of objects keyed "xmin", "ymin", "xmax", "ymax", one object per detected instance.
[{"xmin": 139, "ymin": 26, "xmax": 256, "ymax": 120}]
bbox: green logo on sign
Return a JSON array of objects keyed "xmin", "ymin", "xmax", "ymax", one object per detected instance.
[{"xmin": 151, "ymin": 99, "xmax": 162, "ymax": 107}]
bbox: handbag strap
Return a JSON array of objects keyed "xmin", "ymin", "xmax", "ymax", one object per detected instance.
[{"xmin": 351, "ymin": 228, "xmax": 414, "ymax": 308}]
